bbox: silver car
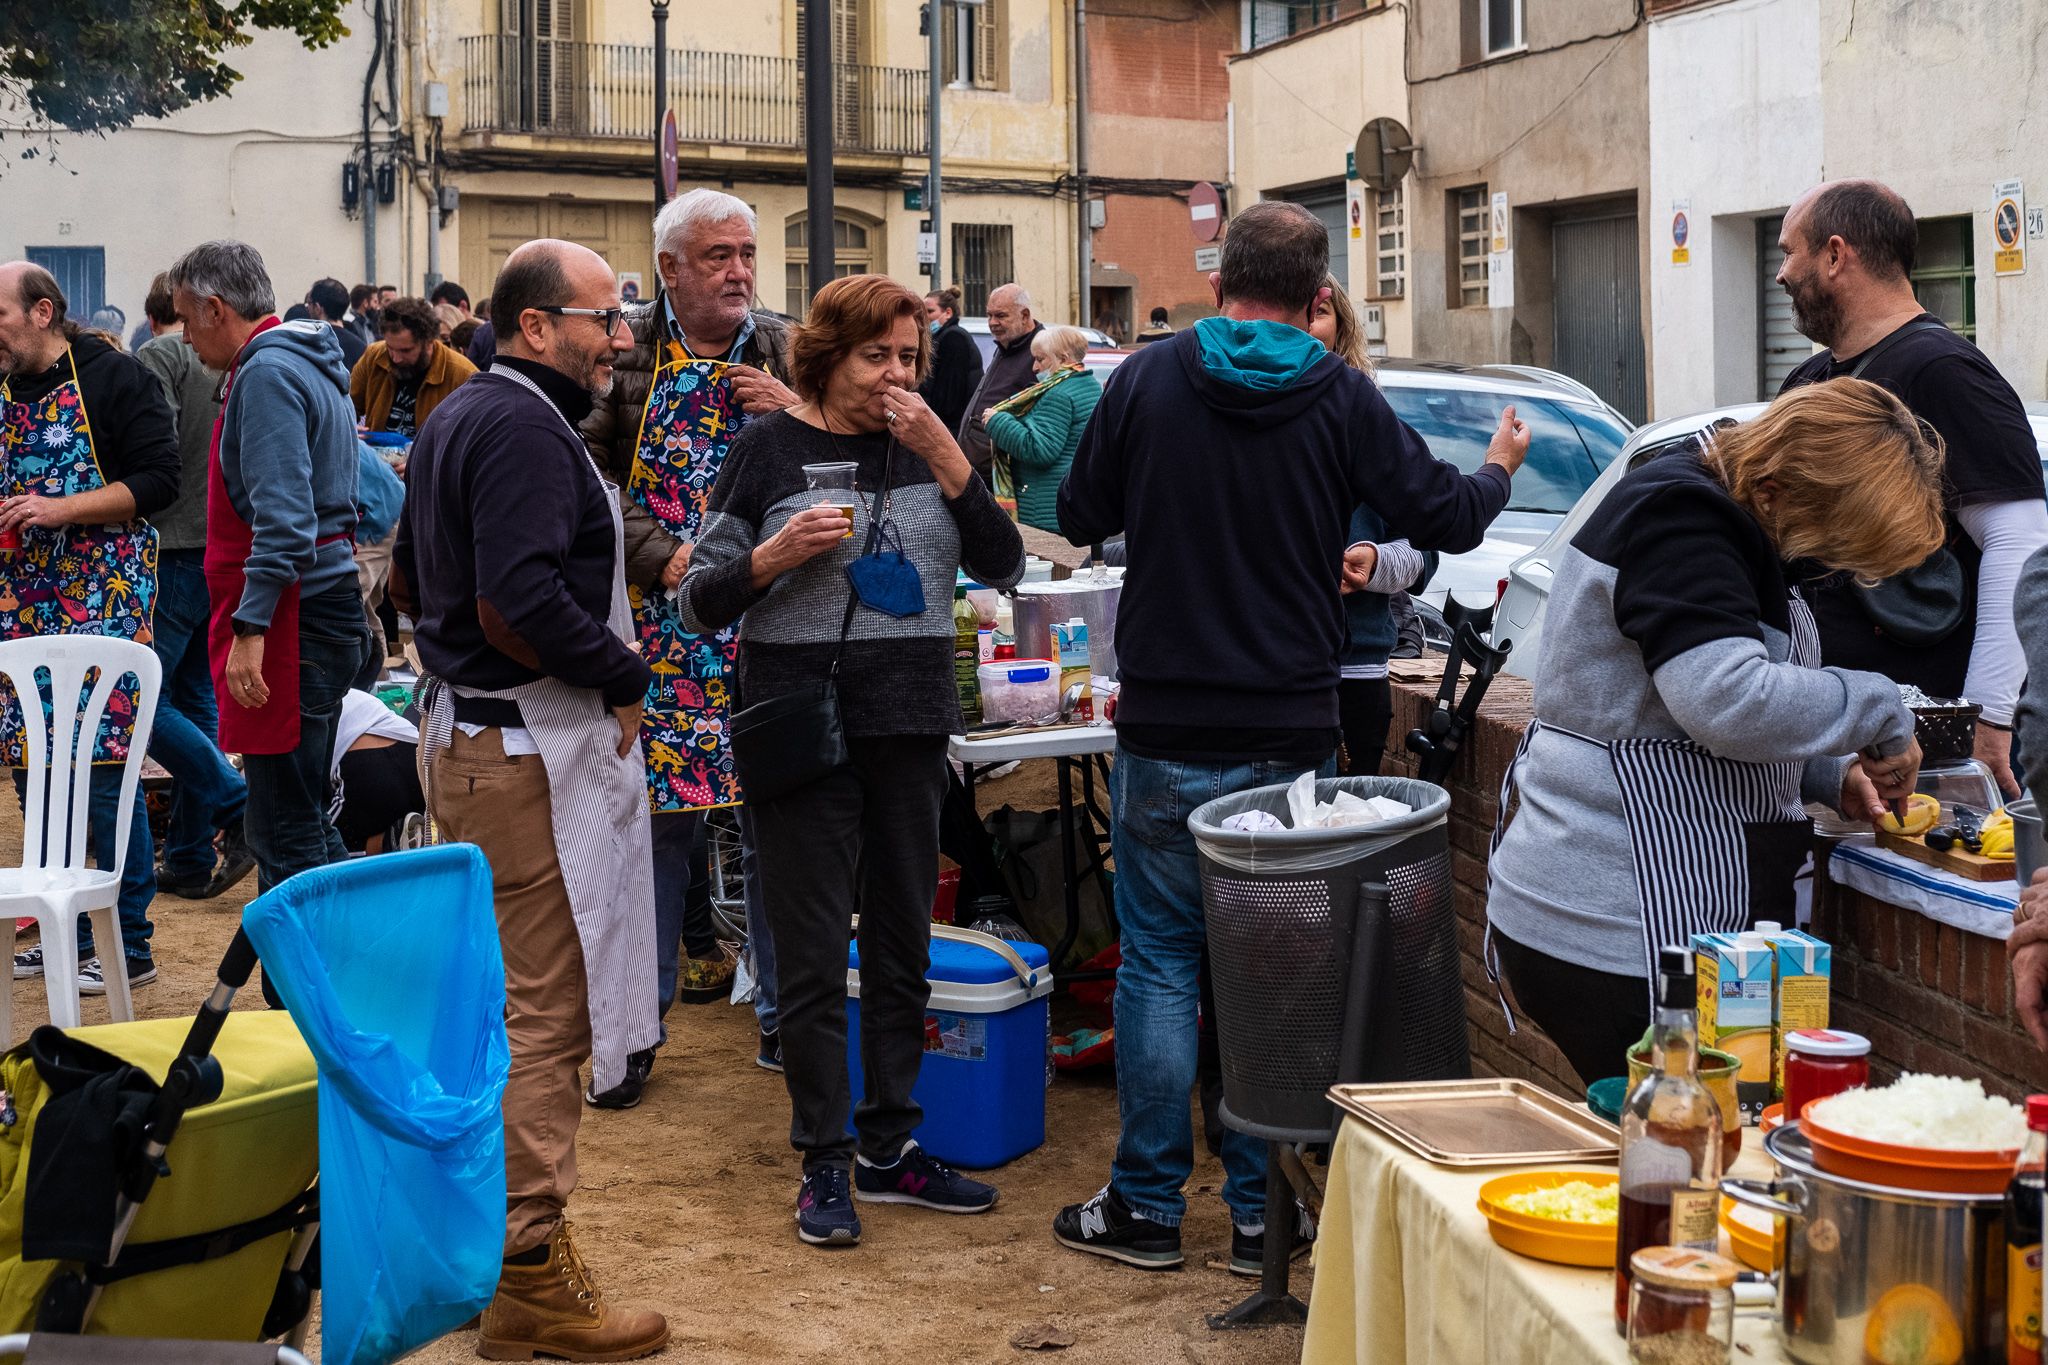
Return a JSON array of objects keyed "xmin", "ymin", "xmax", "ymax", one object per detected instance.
[{"xmin": 1491, "ymin": 401, "xmax": 2048, "ymax": 678}]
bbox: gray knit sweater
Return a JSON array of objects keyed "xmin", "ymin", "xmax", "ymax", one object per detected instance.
[{"xmin": 681, "ymin": 410, "xmax": 1026, "ymax": 736}]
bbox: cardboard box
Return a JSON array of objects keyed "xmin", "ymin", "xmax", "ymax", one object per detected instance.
[
  {"xmin": 1694, "ymin": 932, "xmax": 1774, "ymax": 1123},
  {"xmin": 1768, "ymin": 929, "xmax": 1832, "ymax": 1100}
]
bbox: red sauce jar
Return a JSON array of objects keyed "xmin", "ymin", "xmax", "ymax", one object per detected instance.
[{"xmin": 1784, "ymin": 1028, "xmax": 1870, "ymax": 1122}]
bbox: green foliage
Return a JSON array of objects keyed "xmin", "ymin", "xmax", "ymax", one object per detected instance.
[{"xmin": 1, "ymin": 0, "xmax": 350, "ymax": 136}]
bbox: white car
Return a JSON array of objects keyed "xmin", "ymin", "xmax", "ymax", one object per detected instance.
[
  {"xmin": 1491, "ymin": 401, "xmax": 2048, "ymax": 679},
  {"xmin": 1370, "ymin": 360, "xmax": 1635, "ymax": 615},
  {"xmin": 959, "ymin": 317, "xmax": 1119, "ymax": 367}
]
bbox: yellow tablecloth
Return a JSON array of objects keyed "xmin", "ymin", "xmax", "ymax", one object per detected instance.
[{"xmin": 1302, "ymin": 1116, "xmax": 1793, "ymax": 1364}]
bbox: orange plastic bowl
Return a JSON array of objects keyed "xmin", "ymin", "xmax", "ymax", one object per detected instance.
[
  {"xmin": 1476, "ymin": 1171, "xmax": 1619, "ymax": 1268},
  {"xmin": 1798, "ymin": 1111, "xmax": 2019, "ymax": 1195},
  {"xmin": 1719, "ymin": 1195, "xmax": 1778, "ymax": 1272},
  {"xmin": 1760, "ymin": 1103, "xmax": 1785, "ymax": 1134}
]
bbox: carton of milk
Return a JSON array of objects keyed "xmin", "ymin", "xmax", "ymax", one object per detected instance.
[
  {"xmin": 1693, "ymin": 932, "xmax": 1774, "ymax": 1124},
  {"xmin": 1767, "ymin": 929, "xmax": 1832, "ymax": 1101}
]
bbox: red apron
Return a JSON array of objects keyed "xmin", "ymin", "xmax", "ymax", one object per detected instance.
[{"xmin": 203, "ymin": 317, "xmax": 337, "ymax": 756}]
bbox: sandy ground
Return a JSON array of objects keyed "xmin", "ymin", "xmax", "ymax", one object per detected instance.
[{"xmin": 7, "ymin": 761, "xmax": 1314, "ymax": 1364}]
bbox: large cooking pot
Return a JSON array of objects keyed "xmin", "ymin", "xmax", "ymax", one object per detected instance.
[
  {"xmin": 2011, "ymin": 795, "xmax": 2047, "ymax": 888},
  {"xmin": 1723, "ymin": 1123, "xmax": 2006, "ymax": 1364},
  {"xmin": 1010, "ymin": 571, "xmax": 1122, "ymax": 681}
]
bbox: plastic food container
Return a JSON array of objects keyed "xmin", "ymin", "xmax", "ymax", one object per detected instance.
[
  {"xmin": 977, "ymin": 659, "xmax": 1060, "ymax": 725},
  {"xmin": 1798, "ymin": 1109, "xmax": 2021, "ymax": 1195},
  {"xmin": 1718, "ymin": 1195, "xmax": 1778, "ymax": 1272},
  {"xmin": 1475, "ymin": 1170, "xmax": 1619, "ymax": 1268}
]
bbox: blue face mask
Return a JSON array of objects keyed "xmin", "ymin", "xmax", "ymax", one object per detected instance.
[
  {"xmin": 845, "ymin": 520, "xmax": 926, "ymax": 618},
  {"xmin": 929, "ymin": 321, "xmax": 943, "ymax": 336},
  {"xmin": 1034, "ymin": 369, "xmax": 1053, "ymax": 383}
]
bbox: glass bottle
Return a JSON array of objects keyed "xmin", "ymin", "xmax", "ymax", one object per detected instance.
[
  {"xmin": 1616, "ymin": 944, "xmax": 1726, "ymax": 1334},
  {"xmin": 2005, "ymin": 1095, "xmax": 2048, "ymax": 1365}
]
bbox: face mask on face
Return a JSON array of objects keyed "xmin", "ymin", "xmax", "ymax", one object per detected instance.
[
  {"xmin": 1034, "ymin": 369, "xmax": 1052, "ymax": 383},
  {"xmin": 930, "ymin": 321, "xmax": 942, "ymax": 336}
]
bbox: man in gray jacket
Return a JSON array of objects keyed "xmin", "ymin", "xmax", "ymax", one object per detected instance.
[
  {"xmin": 135, "ymin": 271, "xmax": 254, "ymax": 901},
  {"xmin": 169, "ymin": 242, "xmax": 369, "ymax": 984}
]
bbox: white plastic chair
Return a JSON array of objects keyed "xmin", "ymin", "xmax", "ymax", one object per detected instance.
[{"xmin": 0, "ymin": 637, "xmax": 161, "ymax": 1044}]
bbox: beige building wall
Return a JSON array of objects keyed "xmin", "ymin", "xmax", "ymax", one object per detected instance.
[{"xmin": 1228, "ymin": 8, "xmax": 1412, "ymax": 355}]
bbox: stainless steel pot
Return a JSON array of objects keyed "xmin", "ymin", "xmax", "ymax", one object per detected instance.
[
  {"xmin": 2011, "ymin": 795, "xmax": 2047, "ymax": 888},
  {"xmin": 1723, "ymin": 1123, "xmax": 2006, "ymax": 1363},
  {"xmin": 1010, "ymin": 571, "xmax": 1122, "ymax": 679}
]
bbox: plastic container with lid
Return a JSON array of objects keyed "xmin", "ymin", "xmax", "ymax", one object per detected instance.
[
  {"xmin": 1626, "ymin": 1246, "xmax": 1736, "ymax": 1361},
  {"xmin": 1782, "ymin": 1028, "xmax": 1870, "ymax": 1122},
  {"xmin": 978, "ymin": 659, "xmax": 1060, "ymax": 725}
]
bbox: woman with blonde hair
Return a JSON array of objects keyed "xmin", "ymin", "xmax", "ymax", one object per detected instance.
[
  {"xmin": 983, "ymin": 324, "xmax": 1101, "ymax": 532},
  {"xmin": 1485, "ymin": 377, "xmax": 1945, "ymax": 1083},
  {"xmin": 1309, "ymin": 274, "xmax": 1371, "ymax": 372}
]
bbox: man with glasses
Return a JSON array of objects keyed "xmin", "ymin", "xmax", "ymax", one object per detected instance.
[
  {"xmin": 393, "ymin": 239, "xmax": 669, "ymax": 1361},
  {"xmin": 580, "ymin": 188, "xmax": 797, "ymax": 1105}
]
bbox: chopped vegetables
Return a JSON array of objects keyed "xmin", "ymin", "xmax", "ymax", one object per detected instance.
[{"xmin": 1500, "ymin": 1180, "xmax": 1619, "ymax": 1226}]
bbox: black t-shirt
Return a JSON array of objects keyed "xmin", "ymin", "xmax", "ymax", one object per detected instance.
[
  {"xmin": 1780, "ymin": 313, "xmax": 2043, "ymax": 693},
  {"xmin": 388, "ymin": 374, "xmax": 421, "ymax": 439}
]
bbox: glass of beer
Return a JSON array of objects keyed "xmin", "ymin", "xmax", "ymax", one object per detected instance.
[{"xmin": 803, "ymin": 462, "xmax": 859, "ymax": 539}]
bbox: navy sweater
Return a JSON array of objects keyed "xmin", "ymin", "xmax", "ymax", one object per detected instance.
[{"xmin": 1058, "ymin": 327, "xmax": 1509, "ymax": 743}]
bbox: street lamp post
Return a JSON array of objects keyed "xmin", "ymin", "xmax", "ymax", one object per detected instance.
[
  {"xmin": 803, "ymin": 0, "xmax": 833, "ymax": 308},
  {"xmin": 652, "ymin": 0, "xmax": 670, "ymax": 213}
]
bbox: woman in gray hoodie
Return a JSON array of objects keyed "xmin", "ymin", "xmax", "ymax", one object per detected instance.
[{"xmin": 1486, "ymin": 378, "xmax": 1944, "ymax": 1084}]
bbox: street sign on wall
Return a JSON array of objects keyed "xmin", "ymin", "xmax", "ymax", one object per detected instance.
[
  {"xmin": 1190, "ymin": 182, "xmax": 1223, "ymax": 243},
  {"xmin": 1994, "ymin": 179, "xmax": 2027, "ymax": 276}
]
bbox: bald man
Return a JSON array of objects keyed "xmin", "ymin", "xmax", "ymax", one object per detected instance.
[
  {"xmin": 1776, "ymin": 179, "xmax": 2048, "ymax": 798},
  {"xmin": 392, "ymin": 240, "xmax": 669, "ymax": 1360},
  {"xmin": 957, "ymin": 282, "xmax": 1043, "ymax": 476}
]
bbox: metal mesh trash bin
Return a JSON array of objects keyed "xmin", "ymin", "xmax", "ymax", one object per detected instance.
[{"xmin": 1190, "ymin": 776, "xmax": 1466, "ymax": 1142}]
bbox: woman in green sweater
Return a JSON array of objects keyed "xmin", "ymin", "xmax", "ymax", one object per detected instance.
[{"xmin": 982, "ymin": 325, "xmax": 1102, "ymax": 532}]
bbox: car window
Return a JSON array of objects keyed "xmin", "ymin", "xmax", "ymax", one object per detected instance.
[
  {"xmin": 1379, "ymin": 388, "xmax": 1603, "ymax": 514},
  {"xmin": 1566, "ymin": 406, "xmax": 1631, "ymax": 474}
]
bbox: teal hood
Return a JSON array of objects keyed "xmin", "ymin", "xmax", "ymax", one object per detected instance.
[{"xmin": 1192, "ymin": 316, "xmax": 1328, "ymax": 392}]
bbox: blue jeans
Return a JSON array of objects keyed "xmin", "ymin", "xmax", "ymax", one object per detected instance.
[
  {"xmin": 12, "ymin": 767, "xmax": 154, "ymax": 962},
  {"xmin": 1108, "ymin": 746, "xmax": 1335, "ymax": 1228},
  {"xmin": 148, "ymin": 549, "xmax": 246, "ymax": 880}
]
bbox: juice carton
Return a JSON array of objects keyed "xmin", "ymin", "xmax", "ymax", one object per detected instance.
[
  {"xmin": 1693, "ymin": 932, "xmax": 1774, "ymax": 1124},
  {"xmin": 1767, "ymin": 929, "xmax": 1832, "ymax": 1101}
]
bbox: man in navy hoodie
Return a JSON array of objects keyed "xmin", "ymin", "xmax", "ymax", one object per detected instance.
[
  {"xmin": 1051, "ymin": 201, "xmax": 1529, "ymax": 1273},
  {"xmin": 169, "ymin": 243, "xmax": 370, "ymax": 957}
]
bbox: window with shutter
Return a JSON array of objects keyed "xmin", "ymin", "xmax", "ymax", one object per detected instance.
[
  {"xmin": 942, "ymin": 1, "xmax": 1006, "ymax": 90},
  {"xmin": 796, "ymin": 0, "xmax": 864, "ymax": 146},
  {"xmin": 785, "ymin": 212, "xmax": 877, "ymax": 317}
]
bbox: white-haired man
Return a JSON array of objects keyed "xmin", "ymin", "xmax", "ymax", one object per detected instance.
[
  {"xmin": 958, "ymin": 282, "xmax": 1043, "ymax": 478},
  {"xmin": 580, "ymin": 187, "xmax": 796, "ymax": 1105}
]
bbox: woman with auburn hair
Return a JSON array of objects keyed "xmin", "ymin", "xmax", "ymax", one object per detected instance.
[
  {"xmin": 680, "ymin": 274, "xmax": 1025, "ymax": 1248},
  {"xmin": 1484, "ymin": 377, "xmax": 1945, "ymax": 1084}
]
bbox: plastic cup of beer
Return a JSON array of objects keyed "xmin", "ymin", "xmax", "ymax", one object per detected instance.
[{"xmin": 803, "ymin": 462, "xmax": 859, "ymax": 539}]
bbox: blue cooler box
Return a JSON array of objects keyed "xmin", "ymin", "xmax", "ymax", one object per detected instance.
[{"xmin": 847, "ymin": 926, "xmax": 1053, "ymax": 1169}]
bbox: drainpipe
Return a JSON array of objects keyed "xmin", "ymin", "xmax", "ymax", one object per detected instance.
[
  {"xmin": 1075, "ymin": 0, "xmax": 1090, "ymax": 329},
  {"xmin": 803, "ymin": 0, "xmax": 834, "ymax": 308}
]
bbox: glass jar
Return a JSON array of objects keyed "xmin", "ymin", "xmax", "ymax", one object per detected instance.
[
  {"xmin": 1627, "ymin": 1246, "xmax": 1737, "ymax": 1364},
  {"xmin": 1783, "ymin": 1028, "xmax": 1871, "ymax": 1122}
]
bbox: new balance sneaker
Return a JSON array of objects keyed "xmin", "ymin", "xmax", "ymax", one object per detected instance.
[
  {"xmin": 584, "ymin": 1049, "xmax": 655, "ymax": 1110},
  {"xmin": 795, "ymin": 1166, "xmax": 861, "ymax": 1247},
  {"xmin": 1052, "ymin": 1185, "xmax": 1184, "ymax": 1270},
  {"xmin": 78, "ymin": 957, "xmax": 157, "ymax": 995},
  {"xmin": 13, "ymin": 946, "xmax": 43, "ymax": 980},
  {"xmin": 1227, "ymin": 1204, "xmax": 1317, "ymax": 1277},
  {"xmin": 854, "ymin": 1141, "xmax": 998, "ymax": 1214},
  {"xmin": 756, "ymin": 1026, "xmax": 784, "ymax": 1073}
]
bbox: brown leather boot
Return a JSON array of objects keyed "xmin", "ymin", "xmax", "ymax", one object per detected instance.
[{"xmin": 476, "ymin": 1220, "xmax": 670, "ymax": 1361}]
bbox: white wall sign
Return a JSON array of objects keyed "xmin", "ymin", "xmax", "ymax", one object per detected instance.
[
  {"xmin": 1194, "ymin": 245, "xmax": 1222, "ymax": 272},
  {"xmin": 1490, "ymin": 191, "xmax": 1510, "ymax": 254},
  {"xmin": 1489, "ymin": 249, "xmax": 1515, "ymax": 309}
]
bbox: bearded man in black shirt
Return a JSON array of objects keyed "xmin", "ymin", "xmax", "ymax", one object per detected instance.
[{"xmin": 1777, "ymin": 179, "xmax": 2048, "ymax": 797}]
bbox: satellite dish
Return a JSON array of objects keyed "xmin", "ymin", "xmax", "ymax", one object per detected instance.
[{"xmin": 1354, "ymin": 117, "xmax": 1415, "ymax": 192}]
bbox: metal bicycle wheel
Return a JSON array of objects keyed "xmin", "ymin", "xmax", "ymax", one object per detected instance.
[{"xmin": 705, "ymin": 807, "xmax": 749, "ymax": 946}]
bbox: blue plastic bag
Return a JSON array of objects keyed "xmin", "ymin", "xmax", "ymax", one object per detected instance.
[{"xmin": 243, "ymin": 846, "xmax": 509, "ymax": 1365}]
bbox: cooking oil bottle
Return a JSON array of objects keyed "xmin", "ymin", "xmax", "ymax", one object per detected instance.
[{"xmin": 2007, "ymin": 1094, "xmax": 2048, "ymax": 1364}]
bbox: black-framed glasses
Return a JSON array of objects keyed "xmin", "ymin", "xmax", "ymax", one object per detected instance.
[{"xmin": 536, "ymin": 305, "xmax": 626, "ymax": 336}]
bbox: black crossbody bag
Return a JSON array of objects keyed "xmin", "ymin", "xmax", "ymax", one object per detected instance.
[
  {"xmin": 727, "ymin": 439, "xmax": 892, "ymax": 803},
  {"xmin": 1841, "ymin": 318, "xmax": 1967, "ymax": 646}
]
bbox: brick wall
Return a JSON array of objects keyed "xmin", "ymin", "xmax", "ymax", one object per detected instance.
[
  {"xmin": 1091, "ymin": 194, "xmax": 1217, "ymax": 329},
  {"xmin": 1383, "ymin": 677, "xmax": 2048, "ymax": 1102},
  {"xmin": 1086, "ymin": 0, "xmax": 1237, "ymax": 123}
]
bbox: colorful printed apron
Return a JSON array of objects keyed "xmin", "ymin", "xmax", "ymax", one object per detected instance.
[
  {"xmin": 627, "ymin": 339, "xmax": 753, "ymax": 812},
  {"xmin": 0, "ymin": 349, "xmax": 159, "ymax": 765}
]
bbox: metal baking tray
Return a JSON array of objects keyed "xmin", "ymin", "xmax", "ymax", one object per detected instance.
[{"xmin": 1329, "ymin": 1078, "xmax": 1621, "ymax": 1167}]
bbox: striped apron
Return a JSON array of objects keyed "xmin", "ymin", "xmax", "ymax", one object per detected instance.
[
  {"xmin": 418, "ymin": 366, "xmax": 659, "ymax": 1094},
  {"xmin": 1485, "ymin": 590, "xmax": 1823, "ymax": 1025}
]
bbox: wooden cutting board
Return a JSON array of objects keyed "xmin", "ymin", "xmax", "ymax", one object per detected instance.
[{"xmin": 1876, "ymin": 830, "xmax": 2016, "ymax": 882}]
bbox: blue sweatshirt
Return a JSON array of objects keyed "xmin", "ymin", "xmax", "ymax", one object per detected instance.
[
  {"xmin": 216, "ymin": 320, "xmax": 361, "ymax": 628},
  {"xmin": 1058, "ymin": 319, "xmax": 1509, "ymax": 744}
]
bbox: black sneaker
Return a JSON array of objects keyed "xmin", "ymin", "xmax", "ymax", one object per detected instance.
[
  {"xmin": 583, "ymin": 1048, "xmax": 655, "ymax": 1109},
  {"xmin": 1052, "ymin": 1185, "xmax": 1184, "ymax": 1270},
  {"xmin": 13, "ymin": 946, "xmax": 44, "ymax": 980},
  {"xmin": 796, "ymin": 1166, "xmax": 861, "ymax": 1246},
  {"xmin": 156, "ymin": 862, "xmax": 214, "ymax": 899},
  {"xmin": 855, "ymin": 1141, "xmax": 998, "ymax": 1214},
  {"xmin": 201, "ymin": 827, "xmax": 258, "ymax": 898},
  {"xmin": 79, "ymin": 957, "xmax": 157, "ymax": 995},
  {"xmin": 1228, "ymin": 1204, "xmax": 1317, "ymax": 1277},
  {"xmin": 756, "ymin": 1026, "xmax": 784, "ymax": 1073}
]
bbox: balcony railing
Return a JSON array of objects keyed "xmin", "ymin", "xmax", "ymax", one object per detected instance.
[{"xmin": 459, "ymin": 36, "xmax": 927, "ymax": 156}]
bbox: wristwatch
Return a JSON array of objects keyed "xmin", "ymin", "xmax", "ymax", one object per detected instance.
[{"xmin": 231, "ymin": 619, "xmax": 266, "ymax": 638}]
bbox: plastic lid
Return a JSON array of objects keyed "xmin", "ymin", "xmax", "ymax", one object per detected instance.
[
  {"xmin": 1629, "ymin": 1246, "xmax": 1739, "ymax": 1291},
  {"xmin": 1655, "ymin": 945, "xmax": 1693, "ymax": 1008},
  {"xmin": 1786, "ymin": 1028, "xmax": 1871, "ymax": 1058},
  {"xmin": 983, "ymin": 659, "xmax": 1053, "ymax": 683},
  {"xmin": 2029, "ymin": 1095, "xmax": 2048, "ymax": 1132},
  {"xmin": 1755, "ymin": 921, "xmax": 1783, "ymax": 935}
]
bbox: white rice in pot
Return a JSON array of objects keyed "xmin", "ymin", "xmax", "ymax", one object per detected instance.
[{"xmin": 1805, "ymin": 1073, "xmax": 2026, "ymax": 1150}]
